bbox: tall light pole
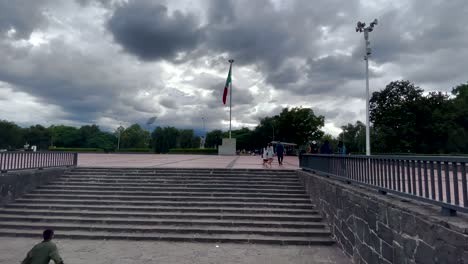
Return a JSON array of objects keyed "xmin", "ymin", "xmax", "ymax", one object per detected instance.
[{"xmin": 356, "ymin": 19, "xmax": 378, "ymax": 156}]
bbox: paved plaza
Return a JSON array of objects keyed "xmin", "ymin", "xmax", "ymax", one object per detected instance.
[
  {"xmin": 0, "ymin": 238, "xmax": 351, "ymax": 264},
  {"xmin": 78, "ymin": 153, "xmax": 300, "ymax": 170}
]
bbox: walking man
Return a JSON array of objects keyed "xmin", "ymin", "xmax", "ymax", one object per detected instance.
[
  {"xmin": 276, "ymin": 142, "xmax": 285, "ymax": 165},
  {"xmin": 22, "ymin": 229, "xmax": 64, "ymax": 264}
]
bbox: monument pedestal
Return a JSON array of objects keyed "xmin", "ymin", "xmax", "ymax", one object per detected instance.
[{"xmin": 218, "ymin": 138, "xmax": 236, "ymax": 156}]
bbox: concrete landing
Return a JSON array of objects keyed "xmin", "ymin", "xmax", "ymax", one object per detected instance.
[
  {"xmin": 1, "ymin": 238, "xmax": 351, "ymax": 264},
  {"xmin": 77, "ymin": 154, "xmax": 300, "ymax": 170}
]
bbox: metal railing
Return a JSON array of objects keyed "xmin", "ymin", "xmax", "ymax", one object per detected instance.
[
  {"xmin": 0, "ymin": 152, "xmax": 77, "ymax": 172},
  {"xmin": 300, "ymin": 154, "xmax": 468, "ymax": 216}
]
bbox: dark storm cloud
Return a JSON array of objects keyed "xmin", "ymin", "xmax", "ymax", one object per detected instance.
[
  {"xmin": 159, "ymin": 97, "xmax": 177, "ymax": 109},
  {"xmin": 0, "ymin": 0, "xmax": 50, "ymax": 39},
  {"xmin": 107, "ymin": 0, "xmax": 203, "ymax": 61},
  {"xmin": 0, "ymin": 39, "xmax": 130, "ymax": 123},
  {"xmin": 75, "ymin": 0, "xmax": 113, "ymax": 7}
]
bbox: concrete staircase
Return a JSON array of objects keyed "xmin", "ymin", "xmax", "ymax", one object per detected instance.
[{"xmin": 0, "ymin": 168, "xmax": 334, "ymax": 245}]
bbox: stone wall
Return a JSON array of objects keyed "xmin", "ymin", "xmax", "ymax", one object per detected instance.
[
  {"xmin": 0, "ymin": 167, "xmax": 70, "ymax": 206},
  {"xmin": 297, "ymin": 170, "xmax": 468, "ymax": 264}
]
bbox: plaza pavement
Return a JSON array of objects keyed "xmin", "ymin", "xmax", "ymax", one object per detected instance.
[
  {"xmin": 77, "ymin": 153, "xmax": 300, "ymax": 170},
  {"xmin": 0, "ymin": 238, "xmax": 351, "ymax": 264}
]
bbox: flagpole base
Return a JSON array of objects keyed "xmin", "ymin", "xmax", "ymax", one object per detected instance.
[{"xmin": 218, "ymin": 138, "xmax": 237, "ymax": 156}]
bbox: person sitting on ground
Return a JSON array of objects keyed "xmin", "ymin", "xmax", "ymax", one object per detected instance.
[{"xmin": 22, "ymin": 229, "xmax": 64, "ymax": 264}]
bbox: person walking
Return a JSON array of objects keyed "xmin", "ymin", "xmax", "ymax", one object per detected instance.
[
  {"xmin": 275, "ymin": 142, "xmax": 285, "ymax": 165},
  {"xmin": 266, "ymin": 143, "xmax": 274, "ymax": 166},
  {"xmin": 22, "ymin": 229, "xmax": 64, "ymax": 264},
  {"xmin": 320, "ymin": 140, "xmax": 332, "ymax": 154},
  {"xmin": 261, "ymin": 147, "xmax": 269, "ymax": 167}
]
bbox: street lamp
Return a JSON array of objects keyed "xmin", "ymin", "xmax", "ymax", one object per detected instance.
[{"xmin": 356, "ymin": 18, "xmax": 378, "ymax": 156}]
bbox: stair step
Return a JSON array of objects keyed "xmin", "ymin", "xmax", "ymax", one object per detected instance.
[
  {"xmin": 14, "ymin": 198, "xmax": 314, "ymax": 209},
  {"xmin": 32, "ymin": 189, "xmax": 308, "ymax": 198},
  {"xmin": 0, "ymin": 228, "xmax": 334, "ymax": 245},
  {"xmin": 71, "ymin": 168, "xmax": 296, "ymax": 174},
  {"xmin": 0, "ymin": 208, "xmax": 322, "ymax": 221},
  {"xmin": 50, "ymin": 181, "xmax": 303, "ymax": 189},
  {"xmin": 23, "ymin": 194, "xmax": 310, "ymax": 203},
  {"xmin": 6, "ymin": 204, "xmax": 317, "ymax": 215},
  {"xmin": 60, "ymin": 175, "xmax": 300, "ymax": 182},
  {"xmin": 0, "ymin": 222, "xmax": 330, "ymax": 237},
  {"xmin": 41, "ymin": 185, "xmax": 305, "ymax": 194},
  {"xmin": 0, "ymin": 214, "xmax": 324, "ymax": 228},
  {"xmin": 56, "ymin": 178, "xmax": 300, "ymax": 185}
]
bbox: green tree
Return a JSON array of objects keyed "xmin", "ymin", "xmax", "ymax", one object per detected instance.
[
  {"xmin": 25, "ymin": 125, "xmax": 51, "ymax": 150},
  {"xmin": 205, "ymin": 129, "xmax": 223, "ymax": 148},
  {"xmin": 178, "ymin": 129, "xmax": 196, "ymax": 148},
  {"xmin": 79, "ymin": 125, "xmax": 101, "ymax": 147},
  {"xmin": 49, "ymin": 125, "xmax": 81, "ymax": 147},
  {"xmin": 0, "ymin": 120, "xmax": 24, "ymax": 150},
  {"xmin": 370, "ymin": 80, "xmax": 425, "ymax": 153},
  {"xmin": 449, "ymin": 82, "xmax": 468, "ymax": 153},
  {"xmin": 275, "ymin": 107, "xmax": 324, "ymax": 146},
  {"xmin": 152, "ymin": 126, "xmax": 179, "ymax": 153},
  {"xmin": 88, "ymin": 132, "xmax": 116, "ymax": 151},
  {"xmin": 121, "ymin": 124, "xmax": 150, "ymax": 148},
  {"xmin": 339, "ymin": 121, "xmax": 366, "ymax": 154}
]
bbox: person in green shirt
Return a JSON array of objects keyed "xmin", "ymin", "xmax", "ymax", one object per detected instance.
[{"xmin": 21, "ymin": 229, "xmax": 64, "ymax": 264}]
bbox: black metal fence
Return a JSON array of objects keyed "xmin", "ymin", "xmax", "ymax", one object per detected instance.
[
  {"xmin": 300, "ymin": 154, "xmax": 468, "ymax": 216},
  {"xmin": 0, "ymin": 152, "xmax": 77, "ymax": 172}
]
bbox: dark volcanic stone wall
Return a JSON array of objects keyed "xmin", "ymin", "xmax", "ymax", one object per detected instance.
[
  {"xmin": 0, "ymin": 167, "xmax": 69, "ymax": 206},
  {"xmin": 297, "ymin": 170, "xmax": 468, "ymax": 264}
]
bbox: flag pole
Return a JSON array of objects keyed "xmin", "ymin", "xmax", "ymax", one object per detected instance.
[{"xmin": 228, "ymin": 59, "xmax": 234, "ymax": 139}]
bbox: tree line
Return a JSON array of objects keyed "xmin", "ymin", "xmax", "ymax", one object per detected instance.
[
  {"xmin": 339, "ymin": 81, "xmax": 468, "ymax": 154},
  {"xmin": 1, "ymin": 81, "xmax": 467, "ymax": 154},
  {"xmin": 0, "ymin": 122, "xmax": 200, "ymax": 152}
]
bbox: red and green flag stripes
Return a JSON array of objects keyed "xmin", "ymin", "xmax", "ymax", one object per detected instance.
[{"xmin": 222, "ymin": 64, "xmax": 232, "ymax": 105}]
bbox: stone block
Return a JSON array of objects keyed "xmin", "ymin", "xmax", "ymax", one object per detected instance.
[
  {"xmin": 377, "ymin": 221, "xmax": 394, "ymax": 245},
  {"xmin": 395, "ymin": 234, "xmax": 417, "ymax": 259},
  {"xmin": 434, "ymin": 225, "xmax": 468, "ymax": 251},
  {"xmin": 393, "ymin": 241, "xmax": 406, "ymax": 264},
  {"xmin": 387, "ymin": 207, "xmax": 402, "ymax": 233},
  {"xmin": 357, "ymin": 243, "xmax": 380, "ymax": 264},
  {"xmin": 368, "ymin": 210, "xmax": 378, "ymax": 231},
  {"xmin": 377, "ymin": 206, "xmax": 388, "ymax": 225},
  {"xmin": 381, "ymin": 240, "xmax": 393, "ymax": 263},
  {"xmin": 342, "ymin": 226, "xmax": 356, "ymax": 245},
  {"xmin": 369, "ymin": 230, "xmax": 381, "ymax": 252},
  {"xmin": 400, "ymin": 211, "xmax": 417, "ymax": 237},
  {"xmin": 355, "ymin": 218, "xmax": 369, "ymax": 242},
  {"xmin": 414, "ymin": 241, "xmax": 435, "ymax": 264},
  {"xmin": 434, "ymin": 243, "xmax": 460, "ymax": 264},
  {"xmin": 343, "ymin": 239, "xmax": 354, "ymax": 256}
]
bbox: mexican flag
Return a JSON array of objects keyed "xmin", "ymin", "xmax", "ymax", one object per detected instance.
[{"xmin": 222, "ymin": 64, "xmax": 232, "ymax": 105}]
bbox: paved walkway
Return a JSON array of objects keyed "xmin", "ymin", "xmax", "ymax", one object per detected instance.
[
  {"xmin": 0, "ymin": 238, "xmax": 351, "ymax": 264},
  {"xmin": 78, "ymin": 154, "xmax": 300, "ymax": 170}
]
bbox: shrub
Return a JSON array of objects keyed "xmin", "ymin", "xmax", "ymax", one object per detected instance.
[
  {"xmin": 48, "ymin": 147, "xmax": 104, "ymax": 152},
  {"xmin": 168, "ymin": 148, "xmax": 217, "ymax": 154},
  {"xmin": 115, "ymin": 148, "xmax": 152, "ymax": 153}
]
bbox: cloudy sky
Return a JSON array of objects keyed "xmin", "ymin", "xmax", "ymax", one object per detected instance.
[{"xmin": 0, "ymin": 0, "xmax": 467, "ymax": 136}]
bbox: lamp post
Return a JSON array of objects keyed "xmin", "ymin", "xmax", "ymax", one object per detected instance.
[{"xmin": 356, "ymin": 19, "xmax": 378, "ymax": 156}]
